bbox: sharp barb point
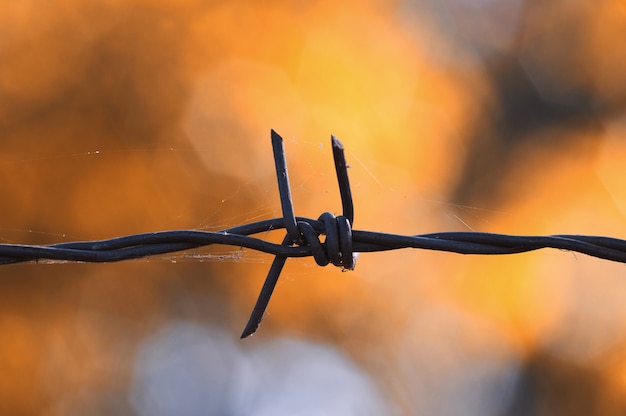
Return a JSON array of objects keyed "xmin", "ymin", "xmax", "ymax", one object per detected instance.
[{"xmin": 331, "ymin": 135, "xmax": 344, "ymax": 149}]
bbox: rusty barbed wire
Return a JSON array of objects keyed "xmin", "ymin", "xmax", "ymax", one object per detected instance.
[{"xmin": 2, "ymin": 130, "xmax": 626, "ymax": 337}]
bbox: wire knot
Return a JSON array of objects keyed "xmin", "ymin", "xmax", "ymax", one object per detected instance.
[
  {"xmin": 297, "ymin": 212, "xmax": 355, "ymax": 270},
  {"xmin": 240, "ymin": 131, "xmax": 356, "ymax": 337}
]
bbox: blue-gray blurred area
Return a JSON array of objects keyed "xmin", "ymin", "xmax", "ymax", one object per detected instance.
[{"xmin": 129, "ymin": 321, "xmax": 391, "ymax": 415}]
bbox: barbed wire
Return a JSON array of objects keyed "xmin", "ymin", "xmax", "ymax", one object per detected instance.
[{"xmin": 3, "ymin": 130, "xmax": 626, "ymax": 337}]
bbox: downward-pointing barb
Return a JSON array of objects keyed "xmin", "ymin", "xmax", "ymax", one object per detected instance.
[{"xmin": 240, "ymin": 234, "xmax": 291, "ymax": 338}]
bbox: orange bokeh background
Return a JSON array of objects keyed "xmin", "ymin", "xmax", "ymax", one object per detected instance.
[{"xmin": 1, "ymin": 0, "xmax": 626, "ymax": 414}]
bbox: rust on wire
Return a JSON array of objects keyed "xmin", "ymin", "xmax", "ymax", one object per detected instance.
[{"xmin": 2, "ymin": 130, "xmax": 626, "ymax": 337}]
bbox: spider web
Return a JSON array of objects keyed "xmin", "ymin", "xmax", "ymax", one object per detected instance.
[{"xmin": 0, "ymin": 138, "xmax": 520, "ymax": 266}]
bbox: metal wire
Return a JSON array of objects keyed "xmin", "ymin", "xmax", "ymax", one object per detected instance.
[{"xmin": 2, "ymin": 130, "xmax": 626, "ymax": 337}]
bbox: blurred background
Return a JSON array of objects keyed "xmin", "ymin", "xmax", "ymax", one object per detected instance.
[{"xmin": 1, "ymin": 0, "xmax": 626, "ymax": 414}]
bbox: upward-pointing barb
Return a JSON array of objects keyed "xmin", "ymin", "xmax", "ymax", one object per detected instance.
[
  {"xmin": 271, "ymin": 129, "xmax": 302, "ymax": 246},
  {"xmin": 331, "ymin": 135, "xmax": 354, "ymax": 226}
]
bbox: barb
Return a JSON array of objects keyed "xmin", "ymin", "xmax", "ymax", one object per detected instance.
[{"xmin": 2, "ymin": 131, "xmax": 626, "ymax": 337}]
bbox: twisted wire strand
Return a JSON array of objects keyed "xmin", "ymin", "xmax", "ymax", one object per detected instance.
[
  {"xmin": 2, "ymin": 130, "xmax": 625, "ymax": 337},
  {"xmin": 2, "ymin": 220, "xmax": 626, "ymax": 265}
]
